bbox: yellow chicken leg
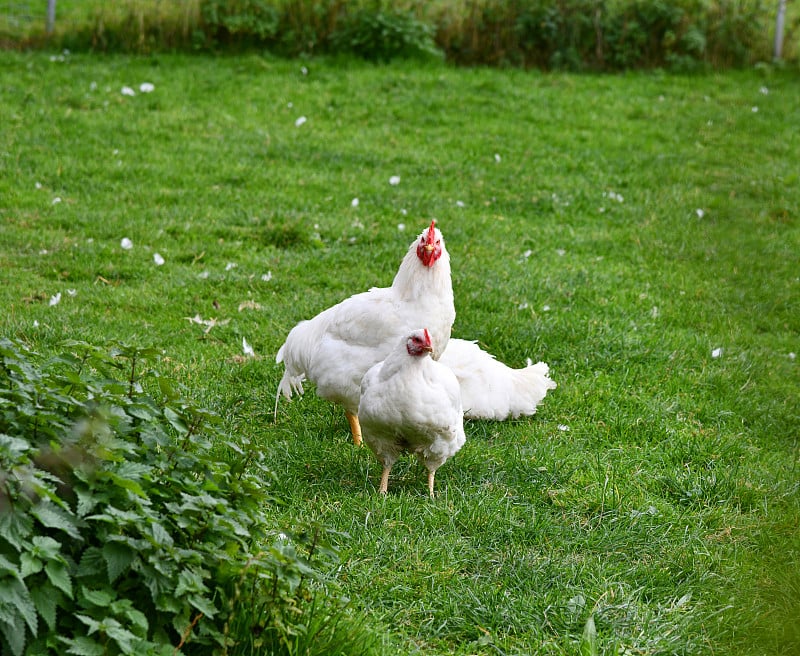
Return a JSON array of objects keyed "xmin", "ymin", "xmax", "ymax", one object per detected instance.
[
  {"xmin": 345, "ymin": 410, "xmax": 362, "ymax": 446},
  {"xmin": 379, "ymin": 465, "xmax": 392, "ymax": 495},
  {"xmin": 427, "ymin": 470, "xmax": 436, "ymax": 499}
]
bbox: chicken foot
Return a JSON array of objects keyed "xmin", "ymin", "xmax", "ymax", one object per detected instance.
[
  {"xmin": 345, "ymin": 410, "xmax": 362, "ymax": 447},
  {"xmin": 427, "ymin": 470, "xmax": 436, "ymax": 499}
]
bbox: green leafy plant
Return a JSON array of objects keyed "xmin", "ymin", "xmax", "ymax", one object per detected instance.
[
  {"xmin": 201, "ymin": 0, "xmax": 280, "ymax": 47},
  {"xmin": 438, "ymin": 0, "xmax": 774, "ymax": 70},
  {"xmin": 0, "ymin": 339, "xmax": 336, "ymax": 655},
  {"xmin": 331, "ymin": 3, "xmax": 441, "ymax": 62}
]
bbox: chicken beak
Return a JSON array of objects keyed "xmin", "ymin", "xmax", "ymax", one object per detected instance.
[{"xmin": 424, "ymin": 244, "xmax": 434, "ymax": 252}]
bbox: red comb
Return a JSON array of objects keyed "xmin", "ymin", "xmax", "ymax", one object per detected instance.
[
  {"xmin": 425, "ymin": 220, "xmax": 437, "ymax": 245},
  {"xmin": 423, "ymin": 328, "xmax": 432, "ymax": 346}
]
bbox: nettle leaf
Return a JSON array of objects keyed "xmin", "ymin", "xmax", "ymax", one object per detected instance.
[
  {"xmin": 108, "ymin": 472, "xmax": 147, "ymax": 499},
  {"xmin": 0, "ymin": 553, "xmax": 20, "ymax": 577},
  {"xmin": 102, "ymin": 542, "xmax": 135, "ymax": 583},
  {"xmin": 115, "ymin": 460, "xmax": 152, "ymax": 483},
  {"xmin": 45, "ymin": 560, "xmax": 73, "ymax": 599},
  {"xmin": 0, "ymin": 434, "xmax": 31, "ymax": 460},
  {"xmin": 74, "ymin": 488, "xmax": 98, "ymax": 518},
  {"xmin": 103, "ymin": 619, "xmax": 139, "ymax": 655},
  {"xmin": 88, "ymin": 506, "xmax": 140, "ymax": 526},
  {"xmin": 60, "ymin": 635, "xmax": 105, "ymax": 656},
  {"xmin": 188, "ymin": 593, "xmax": 217, "ymax": 619},
  {"xmin": 126, "ymin": 403, "xmax": 157, "ymax": 421},
  {"xmin": 155, "ymin": 374, "xmax": 180, "ymax": 401},
  {"xmin": 22, "ymin": 635, "xmax": 51, "ymax": 656},
  {"xmin": 31, "ymin": 535, "xmax": 62, "ymax": 560},
  {"xmin": 30, "ymin": 584, "xmax": 58, "ymax": 631},
  {"xmin": 75, "ymin": 613, "xmax": 101, "ymax": 634},
  {"xmin": 146, "ymin": 553, "xmax": 178, "ymax": 583},
  {"xmin": 76, "ymin": 547, "xmax": 105, "ymax": 579},
  {"xmin": 20, "ymin": 553, "xmax": 43, "ymax": 578},
  {"xmin": 174, "ymin": 568, "xmax": 208, "ymax": 597},
  {"xmin": 223, "ymin": 439, "xmax": 245, "ymax": 455},
  {"xmin": 218, "ymin": 515, "xmax": 250, "ymax": 538},
  {"xmin": 110, "ymin": 599, "xmax": 148, "ymax": 634},
  {"xmin": 163, "ymin": 407, "xmax": 188, "ymax": 434},
  {"xmin": 147, "ymin": 521, "xmax": 174, "ymax": 549},
  {"xmin": 28, "ymin": 470, "xmax": 66, "ymax": 503},
  {"xmin": 80, "ymin": 586, "xmax": 114, "ymax": 608},
  {"xmin": 0, "ymin": 576, "xmax": 37, "ymax": 635},
  {"xmin": 0, "ymin": 614, "xmax": 26, "ymax": 656},
  {"xmin": 30, "ymin": 502, "xmax": 81, "ymax": 540},
  {"xmin": 125, "ymin": 607, "xmax": 148, "ymax": 633},
  {"xmin": 138, "ymin": 422, "xmax": 172, "ymax": 451},
  {"xmin": 156, "ymin": 593, "xmax": 182, "ymax": 614}
]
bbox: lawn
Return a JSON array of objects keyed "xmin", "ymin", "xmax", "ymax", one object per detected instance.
[{"xmin": 1, "ymin": 51, "xmax": 798, "ymax": 655}]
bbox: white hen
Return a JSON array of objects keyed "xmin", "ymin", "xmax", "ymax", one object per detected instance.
[
  {"xmin": 359, "ymin": 329, "xmax": 466, "ymax": 497},
  {"xmin": 276, "ymin": 221, "xmax": 454, "ymax": 445}
]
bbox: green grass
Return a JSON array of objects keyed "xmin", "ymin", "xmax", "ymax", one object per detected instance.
[{"xmin": 1, "ymin": 51, "xmax": 799, "ymax": 655}]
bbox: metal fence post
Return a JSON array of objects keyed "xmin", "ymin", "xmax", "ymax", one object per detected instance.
[
  {"xmin": 773, "ymin": 0, "xmax": 786, "ymax": 61},
  {"xmin": 46, "ymin": 0, "xmax": 56, "ymax": 34}
]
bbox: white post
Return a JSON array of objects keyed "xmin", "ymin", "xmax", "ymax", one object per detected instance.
[
  {"xmin": 774, "ymin": 0, "xmax": 787, "ymax": 61},
  {"xmin": 46, "ymin": 0, "xmax": 56, "ymax": 34}
]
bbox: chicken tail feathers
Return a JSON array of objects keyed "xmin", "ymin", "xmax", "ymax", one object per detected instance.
[
  {"xmin": 501, "ymin": 360, "xmax": 557, "ymax": 419},
  {"xmin": 439, "ymin": 338, "xmax": 556, "ymax": 420},
  {"xmin": 273, "ymin": 369, "xmax": 304, "ymax": 419},
  {"xmin": 273, "ymin": 328, "xmax": 313, "ymax": 421}
]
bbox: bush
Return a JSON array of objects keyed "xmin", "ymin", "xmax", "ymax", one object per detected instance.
[
  {"xmin": 201, "ymin": 0, "xmax": 280, "ymax": 47},
  {"xmin": 331, "ymin": 3, "xmax": 441, "ymax": 62},
  {"xmin": 436, "ymin": 0, "xmax": 771, "ymax": 70},
  {"xmin": 198, "ymin": 0, "xmax": 440, "ymax": 61},
  {"xmin": 704, "ymin": 0, "xmax": 769, "ymax": 67},
  {"xmin": 0, "ymin": 339, "xmax": 345, "ymax": 655}
]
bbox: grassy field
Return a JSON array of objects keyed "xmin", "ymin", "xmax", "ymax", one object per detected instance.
[{"xmin": 1, "ymin": 51, "xmax": 799, "ymax": 655}]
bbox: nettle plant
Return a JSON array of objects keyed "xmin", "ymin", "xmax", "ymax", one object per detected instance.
[{"xmin": 0, "ymin": 339, "xmax": 327, "ymax": 656}]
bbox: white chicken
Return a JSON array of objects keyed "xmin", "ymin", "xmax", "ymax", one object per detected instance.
[
  {"xmin": 275, "ymin": 221, "xmax": 555, "ymax": 444},
  {"xmin": 276, "ymin": 221, "xmax": 454, "ymax": 446},
  {"xmin": 358, "ymin": 328, "xmax": 466, "ymax": 497}
]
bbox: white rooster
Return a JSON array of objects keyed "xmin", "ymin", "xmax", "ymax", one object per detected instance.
[
  {"xmin": 358, "ymin": 328, "xmax": 466, "ymax": 497},
  {"xmin": 275, "ymin": 221, "xmax": 555, "ymax": 444},
  {"xmin": 276, "ymin": 221, "xmax": 454, "ymax": 445}
]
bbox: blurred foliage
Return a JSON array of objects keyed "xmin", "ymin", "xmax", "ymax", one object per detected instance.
[{"xmin": 1, "ymin": 0, "xmax": 793, "ymax": 69}]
